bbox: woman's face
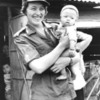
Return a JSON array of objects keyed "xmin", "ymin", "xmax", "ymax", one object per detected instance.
[{"xmin": 26, "ymin": 2, "xmax": 46, "ymax": 26}]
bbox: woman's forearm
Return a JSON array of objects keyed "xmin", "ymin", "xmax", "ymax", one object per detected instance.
[{"xmin": 29, "ymin": 43, "xmax": 66, "ymax": 74}]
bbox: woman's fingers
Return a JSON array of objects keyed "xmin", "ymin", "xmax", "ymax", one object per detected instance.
[
  {"xmin": 51, "ymin": 65, "xmax": 59, "ymax": 72},
  {"xmin": 51, "ymin": 64, "xmax": 62, "ymax": 73},
  {"xmin": 50, "ymin": 65, "xmax": 56, "ymax": 70},
  {"xmin": 59, "ymin": 35, "xmax": 69, "ymax": 48},
  {"xmin": 51, "ymin": 65, "xmax": 58, "ymax": 71}
]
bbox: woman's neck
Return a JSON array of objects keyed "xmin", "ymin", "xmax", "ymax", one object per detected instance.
[
  {"xmin": 28, "ymin": 21, "xmax": 43, "ymax": 30},
  {"xmin": 28, "ymin": 21, "xmax": 46, "ymax": 37}
]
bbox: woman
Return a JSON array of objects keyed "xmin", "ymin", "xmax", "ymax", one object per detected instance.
[{"xmin": 13, "ymin": 0, "xmax": 92, "ymax": 100}]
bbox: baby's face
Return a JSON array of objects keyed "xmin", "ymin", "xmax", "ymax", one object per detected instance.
[
  {"xmin": 3, "ymin": 64, "xmax": 10, "ymax": 73},
  {"xmin": 60, "ymin": 9, "xmax": 78, "ymax": 27}
]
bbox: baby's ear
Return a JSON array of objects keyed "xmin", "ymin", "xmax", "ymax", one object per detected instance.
[{"xmin": 76, "ymin": 15, "xmax": 79, "ymax": 21}]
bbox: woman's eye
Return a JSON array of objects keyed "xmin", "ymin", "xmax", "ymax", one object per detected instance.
[
  {"xmin": 40, "ymin": 7, "xmax": 45, "ymax": 11},
  {"xmin": 31, "ymin": 7, "xmax": 36, "ymax": 11}
]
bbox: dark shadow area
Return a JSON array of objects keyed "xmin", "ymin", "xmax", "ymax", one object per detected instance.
[{"xmin": 0, "ymin": 32, "xmax": 6, "ymax": 100}]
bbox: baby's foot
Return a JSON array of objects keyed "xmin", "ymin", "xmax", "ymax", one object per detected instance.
[{"xmin": 56, "ymin": 75, "xmax": 67, "ymax": 80}]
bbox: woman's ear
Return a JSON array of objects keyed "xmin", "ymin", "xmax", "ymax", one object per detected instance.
[{"xmin": 45, "ymin": 7, "xmax": 48, "ymax": 16}]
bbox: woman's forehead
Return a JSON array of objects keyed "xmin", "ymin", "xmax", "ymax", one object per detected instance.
[
  {"xmin": 28, "ymin": 2, "xmax": 45, "ymax": 8},
  {"xmin": 28, "ymin": 2, "xmax": 44, "ymax": 7}
]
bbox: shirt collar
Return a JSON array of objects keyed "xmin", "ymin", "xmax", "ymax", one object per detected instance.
[
  {"xmin": 42, "ymin": 21, "xmax": 52, "ymax": 28},
  {"xmin": 26, "ymin": 21, "xmax": 52, "ymax": 35},
  {"xmin": 26, "ymin": 23, "xmax": 36, "ymax": 35}
]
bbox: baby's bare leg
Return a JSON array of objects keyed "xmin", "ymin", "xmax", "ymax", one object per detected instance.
[
  {"xmin": 54, "ymin": 50, "xmax": 70, "ymax": 80},
  {"xmin": 54, "ymin": 50, "xmax": 79, "ymax": 80}
]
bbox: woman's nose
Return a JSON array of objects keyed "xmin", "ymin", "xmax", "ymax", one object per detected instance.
[{"xmin": 36, "ymin": 9, "xmax": 41, "ymax": 15}]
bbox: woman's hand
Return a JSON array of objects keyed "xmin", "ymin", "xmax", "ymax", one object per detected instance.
[
  {"xmin": 59, "ymin": 33, "xmax": 69, "ymax": 49},
  {"xmin": 71, "ymin": 52, "xmax": 80, "ymax": 66},
  {"xmin": 51, "ymin": 57, "xmax": 70, "ymax": 73},
  {"xmin": 51, "ymin": 52, "xmax": 80, "ymax": 73}
]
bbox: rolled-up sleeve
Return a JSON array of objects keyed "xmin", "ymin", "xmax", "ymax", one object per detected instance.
[{"xmin": 14, "ymin": 36, "xmax": 40, "ymax": 65}]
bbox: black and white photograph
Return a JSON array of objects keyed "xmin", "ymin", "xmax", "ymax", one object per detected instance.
[{"xmin": 0, "ymin": 0, "xmax": 100, "ymax": 100}]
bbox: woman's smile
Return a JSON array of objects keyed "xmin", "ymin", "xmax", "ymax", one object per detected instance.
[
  {"xmin": 26, "ymin": 2, "xmax": 46, "ymax": 25},
  {"xmin": 32, "ymin": 15, "xmax": 43, "ymax": 20}
]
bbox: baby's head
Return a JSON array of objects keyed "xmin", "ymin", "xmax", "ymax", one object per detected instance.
[
  {"xmin": 60, "ymin": 5, "xmax": 79, "ymax": 27},
  {"xmin": 3, "ymin": 64, "xmax": 10, "ymax": 74}
]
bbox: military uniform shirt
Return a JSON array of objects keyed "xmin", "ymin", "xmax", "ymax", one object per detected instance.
[{"xmin": 14, "ymin": 21, "xmax": 76, "ymax": 100}]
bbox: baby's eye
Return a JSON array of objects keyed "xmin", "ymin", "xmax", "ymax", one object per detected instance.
[
  {"xmin": 64, "ymin": 16, "xmax": 68, "ymax": 18},
  {"xmin": 71, "ymin": 17, "xmax": 74, "ymax": 19}
]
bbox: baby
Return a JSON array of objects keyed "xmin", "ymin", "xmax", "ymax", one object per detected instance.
[
  {"xmin": 3, "ymin": 64, "xmax": 11, "ymax": 100},
  {"xmin": 54, "ymin": 5, "xmax": 80, "ymax": 80}
]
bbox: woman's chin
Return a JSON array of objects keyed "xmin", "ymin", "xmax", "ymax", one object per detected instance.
[{"xmin": 30, "ymin": 21, "xmax": 41, "ymax": 26}]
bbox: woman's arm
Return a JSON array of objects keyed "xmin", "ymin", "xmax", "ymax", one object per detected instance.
[
  {"xmin": 51, "ymin": 31, "xmax": 92, "ymax": 73},
  {"xmin": 51, "ymin": 52, "xmax": 80, "ymax": 73},
  {"xmin": 29, "ymin": 35, "xmax": 69, "ymax": 74},
  {"xmin": 76, "ymin": 31, "xmax": 93, "ymax": 53}
]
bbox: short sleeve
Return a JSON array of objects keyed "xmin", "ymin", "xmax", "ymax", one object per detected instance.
[{"xmin": 14, "ymin": 36, "xmax": 40, "ymax": 65}]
